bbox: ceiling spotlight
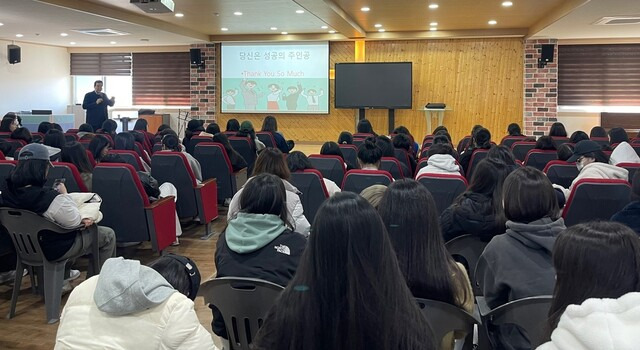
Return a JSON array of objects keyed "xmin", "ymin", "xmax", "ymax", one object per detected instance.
[
  {"xmin": 321, "ymin": 25, "xmax": 328, "ymax": 29},
  {"xmin": 233, "ymin": 11, "xmax": 243, "ymax": 16},
  {"xmin": 60, "ymin": 33, "xmax": 68, "ymax": 37},
  {"xmin": 329, "ymin": 30, "xmax": 336, "ymax": 34},
  {"xmin": 374, "ymin": 23, "xmax": 382, "ymax": 28},
  {"xmin": 221, "ymin": 27, "xmax": 229, "ymax": 31},
  {"xmin": 15, "ymin": 34, "xmax": 23, "ymax": 38},
  {"xmin": 378, "ymin": 29, "xmax": 385, "ymax": 32},
  {"xmin": 281, "ymin": 31, "xmax": 288, "ymax": 35},
  {"xmin": 110, "ymin": 41, "xmax": 117, "ymax": 44},
  {"xmin": 430, "ymin": 27, "xmax": 437, "ymax": 31},
  {"xmin": 429, "ymin": 4, "xmax": 439, "ymax": 9},
  {"xmin": 361, "ymin": 7, "xmax": 370, "ymax": 12},
  {"xmin": 0, "ymin": 23, "xmax": 4, "ymax": 26},
  {"xmin": 174, "ymin": 13, "xmax": 184, "ymax": 17},
  {"xmin": 69, "ymin": 42, "xmax": 76, "ymax": 45},
  {"xmin": 488, "ymin": 20, "xmax": 497, "ymax": 25},
  {"xmin": 502, "ymin": 1, "xmax": 513, "ymax": 7},
  {"xmin": 270, "ymin": 27, "xmax": 278, "ymax": 30},
  {"xmin": 296, "ymin": 10, "xmax": 305, "ymax": 14}
]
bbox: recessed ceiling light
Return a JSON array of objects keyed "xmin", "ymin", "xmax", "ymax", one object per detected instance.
[
  {"xmin": 374, "ymin": 23, "xmax": 382, "ymax": 28},
  {"xmin": 110, "ymin": 41, "xmax": 117, "ymax": 44},
  {"xmin": 69, "ymin": 42, "xmax": 76, "ymax": 45},
  {"xmin": 361, "ymin": 7, "xmax": 370, "ymax": 12},
  {"xmin": 430, "ymin": 27, "xmax": 437, "ymax": 31},
  {"xmin": 429, "ymin": 4, "xmax": 439, "ymax": 9},
  {"xmin": 329, "ymin": 30, "xmax": 336, "ymax": 34},
  {"xmin": 296, "ymin": 10, "xmax": 304, "ymax": 14},
  {"xmin": 430, "ymin": 22, "xmax": 438, "ymax": 26},
  {"xmin": 0, "ymin": 23, "xmax": 4, "ymax": 26},
  {"xmin": 281, "ymin": 31, "xmax": 288, "ymax": 35},
  {"xmin": 221, "ymin": 27, "xmax": 229, "ymax": 31},
  {"xmin": 502, "ymin": 1, "xmax": 513, "ymax": 7},
  {"xmin": 60, "ymin": 33, "xmax": 68, "ymax": 37},
  {"xmin": 174, "ymin": 13, "xmax": 184, "ymax": 17},
  {"xmin": 15, "ymin": 34, "xmax": 23, "ymax": 38},
  {"xmin": 321, "ymin": 25, "xmax": 328, "ymax": 29},
  {"xmin": 233, "ymin": 11, "xmax": 243, "ymax": 16},
  {"xmin": 378, "ymin": 29, "xmax": 385, "ymax": 32},
  {"xmin": 270, "ymin": 27, "xmax": 278, "ymax": 30},
  {"xmin": 488, "ymin": 20, "xmax": 497, "ymax": 25}
]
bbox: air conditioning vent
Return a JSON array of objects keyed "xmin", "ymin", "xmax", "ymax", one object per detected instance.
[
  {"xmin": 71, "ymin": 28, "xmax": 131, "ymax": 36},
  {"xmin": 593, "ymin": 16, "xmax": 640, "ymax": 25}
]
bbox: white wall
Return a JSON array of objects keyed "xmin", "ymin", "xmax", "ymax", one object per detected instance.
[
  {"xmin": 0, "ymin": 40, "xmax": 70, "ymax": 114},
  {"xmin": 556, "ymin": 111, "xmax": 601, "ymax": 135}
]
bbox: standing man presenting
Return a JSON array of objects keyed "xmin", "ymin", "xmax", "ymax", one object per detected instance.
[{"xmin": 82, "ymin": 80, "xmax": 114, "ymax": 131}]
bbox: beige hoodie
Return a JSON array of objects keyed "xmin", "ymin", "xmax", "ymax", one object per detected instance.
[{"xmin": 554, "ymin": 162, "xmax": 628, "ymax": 199}]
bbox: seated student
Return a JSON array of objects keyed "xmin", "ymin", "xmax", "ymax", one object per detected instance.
[
  {"xmin": 433, "ymin": 125, "xmax": 448, "ymax": 135},
  {"xmin": 0, "ymin": 112, "xmax": 20, "ymax": 133},
  {"xmin": 609, "ymin": 127, "xmax": 629, "ymax": 145},
  {"xmin": 183, "ymin": 119, "xmax": 204, "ymax": 149},
  {"xmin": 114, "ymin": 132, "xmax": 151, "ymax": 172},
  {"xmin": 61, "ymin": 142, "xmax": 94, "ymax": 191},
  {"xmin": 76, "ymin": 123, "xmax": 94, "ymax": 140},
  {"xmin": 457, "ymin": 124, "xmax": 483, "ymax": 153},
  {"xmin": 356, "ymin": 118, "xmax": 377, "ymax": 136},
  {"xmin": 487, "ymin": 145, "xmax": 517, "ymax": 167},
  {"xmin": 556, "ymin": 143, "xmax": 574, "ymax": 162},
  {"xmin": 478, "ymin": 167, "xmax": 564, "ymax": 349},
  {"xmin": 612, "ymin": 171, "xmax": 640, "ymax": 235},
  {"xmin": 538, "ymin": 222, "xmax": 640, "ymax": 350},
  {"xmin": 225, "ymin": 118, "xmax": 240, "ymax": 132},
  {"xmin": 212, "ymin": 133, "xmax": 247, "ymax": 172},
  {"xmin": 160, "ymin": 133, "xmax": 202, "ymax": 183},
  {"xmin": 213, "ymin": 173, "xmax": 307, "ymax": 348},
  {"xmin": 393, "ymin": 125, "xmax": 419, "ymax": 155},
  {"xmin": 440, "ymin": 159, "xmax": 511, "ymax": 242},
  {"xmin": 416, "ymin": 143, "xmax": 462, "ymax": 178},
  {"xmin": 55, "ymin": 256, "xmax": 214, "ymax": 350},
  {"xmin": 589, "ymin": 126, "xmax": 607, "ymax": 138},
  {"xmin": 360, "ymin": 184, "xmax": 387, "ymax": 209},
  {"xmin": 236, "ymin": 120, "xmax": 265, "ymax": 154},
  {"xmin": 286, "ymin": 151, "xmax": 341, "ymax": 196},
  {"xmin": 44, "ymin": 130, "xmax": 66, "ymax": 161},
  {"xmin": 375, "ymin": 135, "xmax": 395, "ymax": 157},
  {"xmin": 553, "ymin": 140, "xmax": 628, "ymax": 199},
  {"xmin": 423, "ymin": 133, "xmax": 459, "ymax": 159},
  {"xmin": 459, "ymin": 127, "xmax": 492, "ymax": 174},
  {"xmin": 320, "ymin": 141, "xmax": 355, "ymax": 170},
  {"xmin": 261, "ymin": 115, "xmax": 294, "ymax": 153},
  {"xmin": 38, "ymin": 121, "xmax": 52, "ymax": 135},
  {"xmin": 569, "ymin": 131, "xmax": 589, "ymax": 144},
  {"xmin": 10, "ymin": 127, "xmax": 32, "ymax": 144},
  {"xmin": 507, "ymin": 123, "xmax": 523, "ymax": 137},
  {"xmin": 549, "ymin": 122, "xmax": 568, "ymax": 138},
  {"xmin": 205, "ymin": 122, "xmax": 220, "ymax": 136},
  {"xmin": 253, "ymin": 192, "xmax": 436, "ymax": 350},
  {"xmin": 51, "ymin": 123, "xmax": 63, "ymax": 132},
  {"xmin": 609, "ymin": 140, "xmax": 640, "ymax": 165},
  {"xmin": 156, "ymin": 123, "xmax": 171, "ymax": 134},
  {"xmin": 392, "ymin": 133, "xmax": 417, "ymax": 174},
  {"xmin": 337, "ymin": 131, "xmax": 353, "ymax": 145},
  {"xmin": 1, "ymin": 144, "xmax": 116, "ymax": 287},
  {"xmin": 132, "ymin": 118, "xmax": 155, "ymax": 147},
  {"xmin": 535, "ymin": 135, "xmax": 557, "ymax": 150},
  {"xmin": 98, "ymin": 119, "xmax": 117, "ymax": 140},
  {"xmin": 227, "ymin": 148, "xmax": 310, "ymax": 235},
  {"xmin": 88, "ymin": 135, "xmax": 113, "ymax": 163},
  {"xmin": 128, "ymin": 130, "xmax": 152, "ymax": 157},
  {"xmin": 357, "ymin": 138, "xmax": 383, "ymax": 170},
  {"xmin": 378, "ymin": 180, "xmax": 473, "ymax": 350}
]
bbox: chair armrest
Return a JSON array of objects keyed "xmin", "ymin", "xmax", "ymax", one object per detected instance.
[
  {"xmin": 475, "ymin": 296, "xmax": 491, "ymax": 317},
  {"xmin": 233, "ymin": 168, "xmax": 248, "ymax": 189},
  {"xmin": 195, "ymin": 179, "xmax": 218, "ymax": 223},
  {"xmin": 196, "ymin": 178, "xmax": 217, "ymax": 189},
  {"xmin": 146, "ymin": 196, "xmax": 175, "ymax": 209},
  {"xmin": 144, "ymin": 196, "xmax": 177, "ymax": 252}
]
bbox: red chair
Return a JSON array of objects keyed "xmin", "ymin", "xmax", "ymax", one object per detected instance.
[
  {"xmin": 256, "ymin": 132, "xmax": 277, "ymax": 149},
  {"xmin": 633, "ymin": 144, "xmax": 640, "ymax": 158},
  {"xmin": 93, "ymin": 163, "xmax": 176, "ymax": 252},
  {"xmin": 223, "ymin": 131, "xmax": 236, "ymax": 137},
  {"xmin": 338, "ymin": 144, "xmax": 358, "ymax": 169},
  {"xmin": 0, "ymin": 160, "xmax": 17, "ymax": 180},
  {"xmin": 109, "ymin": 150, "xmax": 145, "ymax": 171},
  {"xmin": 194, "ymin": 143, "xmax": 247, "ymax": 202},
  {"xmin": 466, "ymin": 149, "xmax": 490, "ymax": 180},
  {"xmin": 32, "ymin": 132, "xmax": 45, "ymax": 143},
  {"xmin": 562, "ymin": 179, "xmax": 632, "ymax": 227},
  {"xmin": 543, "ymin": 160, "xmax": 579, "ymax": 188},
  {"xmin": 381, "ymin": 157, "xmax": 407, "ymax": 179},
  {"xmin": 0, "ymin": 132, "xmax": 12, "ymax": 140},
  {"xmin": 393, "ymin": 148, "xmax": 413, "ymax": 174},
  {"xmin": 511, "ymin": 141, "xmax": 537, "ymax": 162},
  {"xmin": 308, "ymin": 154, "xmax": 346, "ymax": 186},
  {"xmin": 86, "ymin": 150, "xmax": 96, "ymax": 167},
  {"xmin": 616, "ymin": 163, "xmax": 640, "ymax": 182},
  {"xmin": 66, "ymin": 129, "xmax": 79, "ymax": 134},
  {"xmin": 590, "ymin": 137, "xmax": 610, "ymax": 148},
  {"xmin": 46, "ymin": 162, "xmax": 89, "ymax": 192},
  {"xmin": 417, "ymin": 173, "xmax": 468, "ymax": 214},
  {"xmin": 551, "ymin": 137, "xmax": 571, "ymax": 149},
  {"xmin": 151, "ymin": 152, "xmax": 218, "ymax": 239},
  {"xmin": 152, "ymin": 142, "xmax": 163, "ymax": 154},
  {"xmin": 134, "ymin": 142, "xmax": 151, "ymax": 164},
  {"xmin": 524, "ymin": 150, "xmax": 558, "ymax": 171},
  {"xmin": 353, "ymin": 133, "xmax": 374, "ymax": 139},
  {"xmin": 456, "ymin": 135, "xmax": 472, "ymax": 153},
  {"xmin": 0, "ymin": 150, "xmax": 5, "ymax": 160},
  {"xmin": 186, "ymin": 135, "xmax": 213, "ymax": 155},
  {"xmin": 341, "ymin": 169, "xmax": 393, "ymax": 194},
  {"xmin": 290, "ymin": 169, "xmax": 329, "ymax": 223},
  {"xmin": 500, "ymin": 135, "xmax": 528, "ymax": 149}
]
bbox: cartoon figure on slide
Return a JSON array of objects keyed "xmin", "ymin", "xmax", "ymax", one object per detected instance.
[
  {"xmin": 301, "ymin": 88, "xmax": 324, "ymax": 111},
  {"xmin": 240, "ymin": 79, "xmax": 263, "ymax": 110},
  {"xmin": 223, "ymin": 89, "xmax": 239, "ymax": 110},
  {"xmin": 282, "ymin": 83, "xmax": 303, "ymax": 111},
  {"xmin": 266, "ymin": 84, "xmax": 282, "ymax": 111}
]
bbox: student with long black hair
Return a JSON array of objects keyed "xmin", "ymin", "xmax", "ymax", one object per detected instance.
[
  {"xmin": 337, "ymin": 131, "xmax": 353, "ymax": 145},
  {"xmin": 539, "ymin": 221, "xmax": 640, "ymax": 350},
  {"xmin": 458, "ymin": 127, "xmax": 492, "ymax": 174},
  {"xmin": 114, "ymin": 132, "xmax": 150, "ymax": 172},
  {"xmin": 261, "ymin": 115, "xmax": 293, "ymax": 153},
  {"xmin": 225, "ymin": 118, "xmax": 240, "ymax": 132},
  {"xmin": 61, "ymin": 142, "xmax": 94, "ymax": 191},
  {"xmin": 182, "ymin": 119, "xmax": 204, "ymax": 149},
  {"xmin": 356, "ymin": 118, "xmax": 377, "ymax": 136},
  {"xmin": 88, "ymin": 135, "xmax": 112, "ymax": 163},
  {"xmin": 253, "ymin": 192, "xmax": 436, "ymax": 350},
  {"xmin": 548, "ymin": 122, "xmax": 568, "ymax": 138},
  {"xmin": 440, "ymin": 158, "xmax": 511, "ymax": 242},
  {"xmin": 286, "ymin": 151, "xmax": 341, "ymax": 196},
  {"xmin": 212, "ymin": 133, "xmax": 247, "ymax": 172},
  {"xmin": 321, "ymin": 141, "xmax": 356, "ymax": 170},
  {"xmin": 0, "ymin": 112, "xmax": 20, "ymax": 132},
  {"xmin": 507, "ymin": 123, "xmax": 523, "ymax": 136},
  {"xmin": 378, "ymin": 180, "xmax": 472, "ymax": 349}
]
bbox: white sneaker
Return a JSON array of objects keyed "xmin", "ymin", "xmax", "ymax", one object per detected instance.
[
  {"xmin": 66, "ymin": 269, "xmax": 80, "ymax": 281},
  {"xmin": 62, "ymin": 280, "xmax": 74, "ymax": 295}
]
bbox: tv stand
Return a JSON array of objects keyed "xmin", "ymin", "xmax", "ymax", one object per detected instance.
[{"xmin": 356, "ymin": 108, "xmax": 396, "ymax": 134}]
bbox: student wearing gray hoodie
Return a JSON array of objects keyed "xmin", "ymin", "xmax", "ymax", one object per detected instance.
[{"xmin": 55, "ymin": 256, "xmax": 214, "ymax": 349}]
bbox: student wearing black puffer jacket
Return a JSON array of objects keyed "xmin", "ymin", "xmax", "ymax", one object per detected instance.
[{"xmin": 440, "ymin": 158, "xmax": 512, "ymax": 242}]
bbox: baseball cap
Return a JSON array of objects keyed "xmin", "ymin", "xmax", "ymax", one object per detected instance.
[
  {"xmin": 18, "ymin": 143, "xmax": 60, "ymax": 164},
  {"xmin": 567, "ymin": 140, "xmax": 601, "ymax": 163}
]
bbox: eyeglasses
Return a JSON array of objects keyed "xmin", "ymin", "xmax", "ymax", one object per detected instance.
[{"xmin": 576, "ymin": 156, "xmax": 585, "ymax": 163}]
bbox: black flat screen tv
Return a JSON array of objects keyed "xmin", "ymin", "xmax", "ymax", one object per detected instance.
[{"xmin": 334, "ymin": 62, "xmax": 412, "ymax": 109}]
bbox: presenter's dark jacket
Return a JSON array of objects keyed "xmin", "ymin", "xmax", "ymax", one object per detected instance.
[{"xmin": 82, "ymin": 91, "xmax": 114, "ymax": 131}]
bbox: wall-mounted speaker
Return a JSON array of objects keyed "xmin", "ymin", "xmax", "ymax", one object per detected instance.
[
  {"xmin": 538, "ymin": 44, "xmax": 554, "ymax": 68},
  {"xmin": 8, "ymin": 45, "xmax": 21, "ymax": 64},
  {"xmin": 190, "ymin": 48, "xmax": 203, "ymax": 68}
]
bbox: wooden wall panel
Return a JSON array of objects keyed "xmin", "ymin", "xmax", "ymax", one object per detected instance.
[{"xmin": 216, "ymin": 38, "xmax": 523, "ymax": 144}]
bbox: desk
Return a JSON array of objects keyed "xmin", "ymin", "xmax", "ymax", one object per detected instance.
[
  {"xmin": 17, "ymin": 114, "xmax": 74, "ymax": 133},
  {"xmin": 423, "ymin": 108, "xmax": 451, "ymax": 134}
]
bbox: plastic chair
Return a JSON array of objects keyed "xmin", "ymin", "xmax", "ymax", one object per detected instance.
[
  {"xmin": 338, "ymin": 144, "xmax": 358, "ymax": 169},
  {"xmin": 511, "ymin": 141, "xmax": 537, "ymax": 162},
  {"xmin": 229, "ymin": 136, "xmax": 256, "ymax": 175},
  {"xmin": 199, "ymin": 277, "xmax": 284, "ymax": 350},
  {"xmin": 194, "ymin": 143, "xmax": 247, "ymax": 202},
  {"xmin": 543, "ymin": 160, "xmax": 579, "ymax": 189},
  {"xmin": 341, "ymin": 169, "xmax": 393, "ymax": 193},
  {"xmin": 256, "ymin": 132, "xmax": 277, "ymax": 149},
  {"xmin": 445, "ymin": 234, "xmax": 488, "ymax": 296},
  {"xmin": 417, "ymin": 173, "xmax": 468, "ymax": 214},
  {"xmin": 466, "ymin": 149, "xmax": 490, "ymax": 180},
  {"xmin": 524, "ymin": 149, "xmax": 558, "ymax": 171},
  {"xmin": 500, "ymin": 135, "xmax": 528, "ymax": 149},
  {"xmin": 308, "ymin": 154, "xmax": 346, "ymax": 186},
  {"xmin": 290, "ymin": 169, "xmax": 329, "ymax": 223},
  {"xmin": 46, "ymin": 162, "xmax": 89, "ymax": 192},
  {"xmin": 563, "ymin": 178, "xmax": 632, "ymax": 226},
  {"xmin": 617, "ymin": 162, "xmax": 640, "ymax": 182},
  {"xmin": 381, "ymin": 157, "xmax": 407, "ymax": 179},
  {"xmin": 416, "ymin": 298, "xmax": 480, "ymax": 350},
  {"xmin": 0, "ymin": 208, "xmax": 100, "ymax": 323}
]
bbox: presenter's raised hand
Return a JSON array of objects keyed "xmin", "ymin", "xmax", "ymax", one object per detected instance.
[
  {"xmin": 110, "ymin": 96, "xmax": 115, "ymax": 103},
  {"xmin": 96, "ymin": 98, "xmax": 104, "ymax": 104}
]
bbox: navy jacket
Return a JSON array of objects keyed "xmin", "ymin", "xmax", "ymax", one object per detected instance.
[
  {"xmin": 612, "ymin": 201, "xmax": 640, "ymax": 235},
  {"xmin": 82, "ymin": 91, "xmax": 114, "ymax": 131}
]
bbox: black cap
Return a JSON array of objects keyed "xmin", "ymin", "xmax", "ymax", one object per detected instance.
[{"xmin": 567, "ymin": 140, "xmax": 601, "ymax": 163}]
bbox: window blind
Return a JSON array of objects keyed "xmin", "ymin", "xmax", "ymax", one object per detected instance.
[
  {"xmin": 132, "ymin": 52, "xmax": 190, "ymax": 106},
  {"xmin": 558, "ymin": 44, "xmax": 640, "ymax": 106},
  {"xmin": 70, "ymin": 53, "xmax": 132, "ymax": 76}
]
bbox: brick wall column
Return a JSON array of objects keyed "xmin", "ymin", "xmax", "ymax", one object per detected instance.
[
  {"xmin": 523, "ymin": 39, "xmax": 558, "ymax": 137},
  {"xmin": 190, "ymin": 43, "xmax": 216, "ymax": 123}
]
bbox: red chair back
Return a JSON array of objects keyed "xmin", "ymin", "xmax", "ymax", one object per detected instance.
[
  {"xmin": 563, "ymin": 178, "xmax": 632, "ymax": 226},
  {"xmin": 47, "ymin": 162, "xmax": 89, "ymax": 192},
  {"xmin": 308, "ymin": 154, "xmax": 346, "ymax": 186},
  {"xmin": 511, "ymin": 141, "xmax": 537, "ymax": 162},
  {"xmin": 416, "ymin": 173, "xmax": 467, "ymax": 214},
  {"xmin": 290, "ymin": 169, "xmax": 329, "ymax": 223},
  {"xmin": 524, "ymin": 150, "xmax": 558, "ymax": 171},
  {"xmin": 341, "ymin": 169, "xmax": 393, "ymax": 193},
  {"xmin": 543, "ymin": 160, "xmax": 579, "ymax": 188}
]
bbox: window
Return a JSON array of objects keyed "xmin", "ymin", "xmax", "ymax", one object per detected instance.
[{"xmin": 132, "ymin": 52, "xmax": 190, "ymax": 106}]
